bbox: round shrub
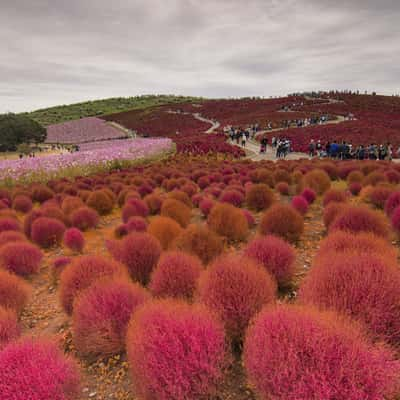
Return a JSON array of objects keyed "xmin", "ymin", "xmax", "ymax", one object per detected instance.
[
  {"xmin": 323, "ymin": 189, "xmax": 347, "ymax": 207},
  {"xmin": 302, "ymin": 169, "xmax": 331, "ymax": 195},
  {"xmin": 61, "ymin": 196, "xmax": 84, "ymax": 217},
  {"xmin": 259, "ymin": 204, "xmax": 304, "ymax": 243},
  {"xmin": 208, "ymin": 203, "xmax": 248, "ymax": 241},
  {"xmin": 323, "ymin": 201, "xmax": 348, "ymax": 229},
  {"xmin": 245, "ymin": 184, "xmax": 275, "ymax": 211},
  {"xmin": 126, "ymin": 299, "xmax": 227, "ymax": 400},
  {"xmin": 275, "ymin": 181, "xmax": 289, "ymax": 195},
  {"xmin": 368, "ymin": 185, "xmax": 393, "ymax": 209},
  {"xmin": 347, "ymin": 170, "xmax": 364, "ymax": 184},
  {"xmin": 244, "ymin": 305, "xmax": 400, "ymax": 400},
  {"xmin": 330, "ymin": 205, "xmax": 389, "ymax": 238},
  {"xmin": 291, "ymin": 195, "xmax": 308, "ymax": 215},
  {"xmin": 244, "ymin": 235, "xmax": 296, "ymax": 287},
  {"xmin": 122, "ymin": 198, "xmax": 149, "ymax": 223},
  {"xmin": 242, "ymin": 209, "xmax": 255, "ymax": 228},
  {"xmin": 0, "ymin": 269, "xmax": 31, "ymax": 314},
  {"xmin": 299, "ymin": 252, "xmax": 400, "ymax": 346},
  {"xmin": 24, "ymin": 209, "xmax": 42, "ymax": 238},
  {"xmin": 167, "ymin": 190, "xmax": 192, "ymax": 207},
  {"xmin": 0, "ymin": 231, "xmax": 26, "ymax": 247},
  {"xmin": 41, "ymin": 204, "xmax": 67, "ymax": 225},
  {"xmin": 149, "ymin": 251, "xmax": 202, "ymax": 300},
  {"xmin": 125, "ymin": 216, "xmax": 147, "ymax": 233},
  {"xmin": 219, "ymin": 189, "xmax": 244, "ymax": 208},
  {"xmin": 69, "ymin": 206, "xmax": 99, "ymax": 231},
  {"xmin": 348, "ymin": 182, "xmax": 362, "ymax": 196},
  {"xmin": 31, "ymin": 217, "xmax": 66, "ymax": 248},
  {"xmin": 59, "ymin": 255, "xmax": 129, "ymax": 315},
  {"xmin": 31, "ymin": 185, "xmax": 55, "ymax": 203},
  {"xmin": 144, "ymin": 193, "xmax": 163, "ymax": 214},
  {"xmin": 0, "ymin": 338, "xmax": 81, "ymax": 400},
  {"xmin": 0, "ymin": 306, "xmax": 20, "ymax": 351},
  {"xmin": 384, "ymin": 191, "xmax": 400, "ymax": 217},
  {"xmin": 199, "ymin": 198, "xmax": 215, "ymax": 217},
  {"xmin": 0, "ymin": 217, "xmax": 20, "ymax": 233},
  {"xmin": 12, "ymin": 195, "xmax": 32, "ymax": 214},
  {"xmin": 52, "ymin": 257, "xmax": 71, "ymax": 282},
  {"xmin": 300, "ymin": 187, "xmax": 316, "ymax": 204},
  {"xmin": 73, "ymin": 279, "xmax": 149, "ymax": 357},
  {"xmin": 107, "ymin": 232, "xmax": 161, "ymax": 285},
  {"xmin": 147, "ymin": 216, "xmax": 183, "ymax": 250},
  {"xmin": 173, "ymin": 224, "xmax": 224, "ymax": 265},
  {"xmin": 63, "ymin": 228, "xmax": 84, "ymax": 253},
  {"xmin": 0, "ymin": 242, "xmax": 43, "ymax": 276},
  {"xmin": 86, "ymin": 190, "xmax": 113, "ymax": 215},
  {"xmin": 391, "ymin": 205, "xmax": 400, "ymax": 235},
  {"xmin": 198, "ymin": 254, "xmax": 276, "ymax": 341},
  {"xmin": 363, "ymin": 171, "xmax": 387, "ymax": 186},
  {"xmin": 160, "ymin": 199, "xmax": 191, "ymax": 227}
]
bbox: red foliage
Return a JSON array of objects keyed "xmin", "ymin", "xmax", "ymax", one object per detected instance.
[
  {"xmin": 126, "ymin": 299, "xmax": 227, "ymax": 400},
  {"xmin": 122, "ymin": 198, "xmax": 149, "ymax": 222},
  {"xmin": 323, "ymin": 189, "xmax": 347, "ymax": 206},
  {"xmin": 86, "ymin": 190, "xmax": 114, "ymax": 215},
  {"xmin": 244, "ymin": 235, "xmax": 296, "ymax": 287},
  {"xmin": 198, "ymin": 254, "xmax": 276, "ymax": 340},
  {"xmin": 147, "ymin": 216, "xmax": 183, "ymax": 250},
  {"xmin": 323, "ymin": 201, "xmax": 348, "ymax": 229},
  {"xmin": 52, "ymin": 257, "xmax": 72, "ymax": 281},
  {"xmin": 107, "ymin": 232, "xmax": 161, "ymax": 285},
  {"xmin": 208, "ymin": 203, "xmax": 249, "ymax": 241},
  {"xmin": 348, "ymin": 182, "xmax": 362, "ymax": 196},
  {"xmin": 23, "ymin": 210, "xmax": 43, "ymax": 238},
  {"xmin": 300, "ymin": 252, "xmax": 400, "ymax": 347},
  {"xmin": 244, "ymin": 305, "xmax": 400, "ymax": 400},
  {"xmin": 199, "ymin": 197, "xmax": 215, "ymax": 217},
  {"xmin": 149, "ymin": 251, "xmax": 202, "ymax": 300},
  {"xmin": 291, "ymin": 195, "xmax": 309, "ymax": 215},
  {"xmin": 368, "ymin": 185, "xmax": 393, "ymax": 209},
  {"xmin": 245, "ymin": 184, "xmax": 275, "ymax": 211},
  {"xmin": 63, "ymin": 228, "xmax": 85, "ymax": 253},
  {"xmin": 160, "ymin": 198, "xmax": 191, "ymax": 227},
  {"xmin": 73, "ymin": 279, "xmax": 149, "ymax": 357},
  {"xmin": 0, "ymin": 231, "xmax": 26, "ymax": 247},
  {"xmin": 125, "ymin": 216, "xmax": 148, "ymax": 233},
  {"xmin": 390, "ymin": 205, "xmax": 400, "ymax": 235},
  {"xmin": 330, "ymin": 205, "xmax": 389, "ymax": 238},
  {"xmin": 31, "ymin": 185, "xmax": 55, "ymax": 203},
  {"xmin": 384, "ymin": 191, "xmax": 400, "ymax": 216},
  {"xmin": 0, "ymin": 269, "xmax": 31, "ymax": 314},
  {"xmin": 0, "ymin": 217, "xmax": 21, "ymax": 233},
  {"xmin": 302, "ymin": 169, "xmax": 331, "ymax": 195},
  {"xmin": 0, "ymin": 338, "xmax": 81, "ymax": 400},
  {"xmin": 61, "ymin": 196, "xmax": 85, "ymax": 216},
  {"xmin": 0, "ymin": 306, "xmax": 20, "ymax": 351},
  {"xmin": 69, "ymin": 206, "xmax": 99, "ymax": 231},
  {"xmin": 143, "ymin": 193, "xmax": 163, "ymax": 214},
  {"xmin": 275, "ymin": 181, "xmax": 289, "ymax": 195},
  {"xmin": 219, "ymin": 189, "xmax": 244, "ymax": 208},
  {"xmin": 259, "ymin": 204, "xmax": 304, "ymax": 243},
  {"xmin": 12, "ymin": 195, "xmax": 33, "ymax": 214},
  {"xmin": 59, "ymin": 255, "xmax": 129, "ymax": 315},
  {"xmin": 0, "ymin": 242, "xmax": 43, "ymax": 276},
  {"xmin": 242, "ymin": 209, "xmax": 255, "ymax": 228},
  {"xmin": 31, "ymin": 217, "xmax": 66, "ymax": 248}
]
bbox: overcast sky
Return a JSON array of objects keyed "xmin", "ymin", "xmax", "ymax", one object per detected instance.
[{"xmin": 1, "ymin": 0, "xmax": 399, "ymax": 113}]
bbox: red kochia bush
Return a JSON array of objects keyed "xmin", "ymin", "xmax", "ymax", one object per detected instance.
[
  {"xmin": 73, "ymin": 279, "xmax": 149, "ymax": 357},
  {"xmin": 275, "ymin": 182, "xmax": 289, "ymax": 195},
  {"xmin": 323, "ymin": 201, "xmax": 348, "ymax": 229},
  {"xmin": 0, "ymin": 242, "xmax": 43, "ymax": 276},
  {"xmin": 126, "ymin": 299, "xmax": 227, "ymax": 400},
  {"xmin": 302, "ymin": 169, "xmax": 331, "ymax": 195},
  {"xmin": 242, "ymin": 209, "xmax": 255, "ymax": 228},
  {"xmin": 107, "ymin": 232, "xmax": 161, "ymax": 285},
  {"xmin": 173, "ymin": 224, "xmax": 224, "ymax": 265},
  {"xmin": 161, "ymin": 199, "xmax": 191, "ymax": 227},
  {"xmin": 144, "ymin": 193, "xmax": 163, "ymax": 214},
  {"xmin": 348, "ymin": 182, "xmax": 362, "ymax": 196},
  {"xmin": 147, "ymin": 216, "xmax": 183, "ymax": 250},
  {"xmin": 384, "ymin": 191, "xmax": 400, "ymax": 216},
  {"xmin": 0, "ymin": 338, "xmax": 81, "ymax": 400},
  {"xmin": 0, "ymin": 306, "xmax": 20, "ymax": 350},
  {"xmin": 86, "ymin": 190, "xmax": 114, "ymax": 215},
  {"xmin": 330, "ymin": 205, "xmax": 389, "ymax": 238},
  {"xmin": 300, "ymin": 187, "xmax": 316, "ymax": 204},
  {"xmin": 244, "ymin": 305, "xmax": 400, "ymax": 400},
  {"xmin": 0, "ymin": 217, "xmax": 20, "ymax": 233},
  {"xmin": 59, "ymin": 255, "xmax": 129, "ymax": 315},
  {"xmin": 291, "ymin": 195, "xmax": 308, "ymax": 215},
  {"xmin": 31, "ymin": 217, "xmax": 66, "ymax": 248},
  {"xmin": 323, "ymin": 189, "xmax": 347, "ymax": 206},
  {"xmin": 0, "ymin": 231, "xmax": 26, "ymax": 247},
  {"xmin": 125, "ymin": 216, "xmax": 148, "ymax": 233},
  {"xmin": 391, "ymin": 205, "xmax": 400, "ymax": 235},
  {"xmin": 219, "ymin": 189, "xmax": 244, "ymax": 208},
  {"xmin": 63, "ymin": 228, "xmax": 85, "ymax": 253},
  {"xmin": 61, "ymin": 196, "xmax": 84, "ymax": 217},
  {"xmin": 245, "ymin": 184, "xmax": 275, "ymax": 211},
  {"xmin": 197, "ymin": 254, "xmax": 276, "ymax": 340},
  {"xmin": 12, "ymin": 195, "xmax": 33, "ymax": 214},
  {"xmin": 149, "ymin": 251, "xmax": 202, "ymax": 300},
  {"xmin": 122, "ymin": 198, "xmax": 149, "ymax": 223},
  {"xmin": 244, "ymin": 235, "xmax": 296, "ymax": 287},
  {"xmin": 52, "ymin": 257, "xmax": 72, "ymax": 281},
  {"xmin": 208, "ymin": 203, "xmax": 249, "ymax": 241},
  {"xmin": 259, "ymin": 204, "xmax": 304, "ymax": 243},
  {"xmin": 368, "ymin": 186, "xmax": 393, "ymax": 209},
  {"xmin": 299, "ymin": 253, "xmax": 400, "ymax": 347},
  {"xmin": 69, "ymin": 206, "xmax": 99, "ymax": 231},
  {"xmin": 0, "ymin": 269, "xmax": 31, "ymax": 314},
  {"xmin": 199, "ymin": 197, "xmax": 215, "ymax": 217}
]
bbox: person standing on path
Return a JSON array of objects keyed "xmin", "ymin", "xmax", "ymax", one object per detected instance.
[{"xmin": 241, "ymin": 133, "xmax": 247, "ymax": 148}]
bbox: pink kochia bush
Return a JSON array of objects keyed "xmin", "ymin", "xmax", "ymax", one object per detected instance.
[
  {"xmin": 0, "ymin": 217, "xmax": 21, "ymax": 233},
  {"xmin": 0, "ymin": 231, "xmax": 26, "ymax": 247},
  {"xmin": 73, "ymin": 279, "xmax": 149, "ymax": 357},
  {"xmin": 122, "ymin": 198, "xmax": 149, "ymax": 223},
  {"xmin": 197, "ymin": 254, "xmax": 276, "ymax": 341},
  {"xmin": 0, "ymin": 306, "xmax": 20, "ymax": 350},
  {"xmin": 107, "ymin": 232, "xmax": 161, "ymax": 285},
  {"xmin": 0, "ymin": 269, "xmax": 31, "ymax": 314},
  {"xmin": 149, "ymin": 251, "xmax": 203, "ymax": 300},
  {"xmin": 31, "ymin": 217, "xmax": 66, "ymax": 248},
  {"xmin": 126, "ymin": 299, "xmax": 227, "ymax": 400},
  {"xmin": 299, "ymin": 252, "xmax": 400, "ymax": 347},
  {"xmin": 291, "ymin": 195, "xmax": 308, "ymax": 215},
  {"xmin": 69, "ymin": 206, "xmax": 99, "ymax": 231},
  {"xmin": 390, "ymin": 205, "xmax": 400, "ymax": 235},
  {"xmin": 0, "ymin": 338, "xmax": 81, "ymax": 400},
  {"xmin": 63, "ymin": 228, "xmax": 85, "ymax": 253},
  {"xmin": 244, "ymin": 305, "xmax": 400, "ymax": 400},
  {"xmin": 300, "ymin": 187, "xmax": 316, "ymax": 204},
  {"xmin": 244, "ymin": 235, "xmax": 296, "ymax": 288},
  {"xmin": 0, "ymin": 242, "xmax": 43, "ymax": 276},
  {"xmin": 384, "ymin": 190, "xmax": 400, "ymax": 216}
]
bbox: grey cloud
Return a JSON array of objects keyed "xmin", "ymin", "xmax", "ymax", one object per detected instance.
[{"xmin": 0, "ymin": 0, "xmax": 399, "ymax": 113}]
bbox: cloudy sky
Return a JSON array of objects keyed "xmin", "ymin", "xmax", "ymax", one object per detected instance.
[{"xmin": 1, "ymin": 0, "xmax": 399, "ymax": 112}]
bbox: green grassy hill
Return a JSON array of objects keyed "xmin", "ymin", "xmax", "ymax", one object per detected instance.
[{"xmin": 25, "ymin": 95, "xmax": 203, "ymax": 126}]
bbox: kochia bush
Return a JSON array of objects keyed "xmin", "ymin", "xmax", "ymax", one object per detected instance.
[
  {"xmin": 63, "ymin": 228, "xmax": 85, "ymax": 253},
  {"xmin": 69, "ymin": 207, "xmax": 99, "ymax": 231},
  {"xmin": 244, "ymin": 305, "xmax": 400, "ymax": 400},
  {"xmin": 291, "ymin": 195, "xmax": 308, "ymax": 215},
  {"xmin": 0, "ymin": 231, "xmax": 26, "ymax": 247},
  {"xmin": 0, "ymin": 306, "xmax": 20, "ymax": 351},
  {"xmin": 245, "ymin": 184, "xmax": 275, "ymax": 211},
  {"xmin": 0, "ymin": 269, "xmax": 31, "ymax": 314},
  {"xmin": 147, "ymin": 216, "xmax": 183, "ymax": 250},
  {"xmin": 126, "ymin": 299, "xmax": 227, "ymax": 400},
  {"xmin": 31, "ymin": 217, "xmax": 66, "ymax": 248},
  {"xmin": 160, "ymin": 199, "xmax": 191, "ymax": 227},
  {"xmin": 86, "ymin": 190, "xmax": 114, "ymax": 215},
  {"xmin": 0, "ymin": 242, "xmax": 43, "ymax": 276},
  {"xmin": 0, "ymin": 217, "xmax": 21, "ymax": 233}
]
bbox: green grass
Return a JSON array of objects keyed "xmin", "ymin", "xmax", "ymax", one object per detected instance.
[{"xmin": 25, "ymin": 95, "xmax": 203, "ymax": 126}]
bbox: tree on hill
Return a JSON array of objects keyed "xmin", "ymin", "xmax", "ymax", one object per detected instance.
[{"xmin": 0, "ymin": 113, "xmax": 46, "ymax": 151}]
